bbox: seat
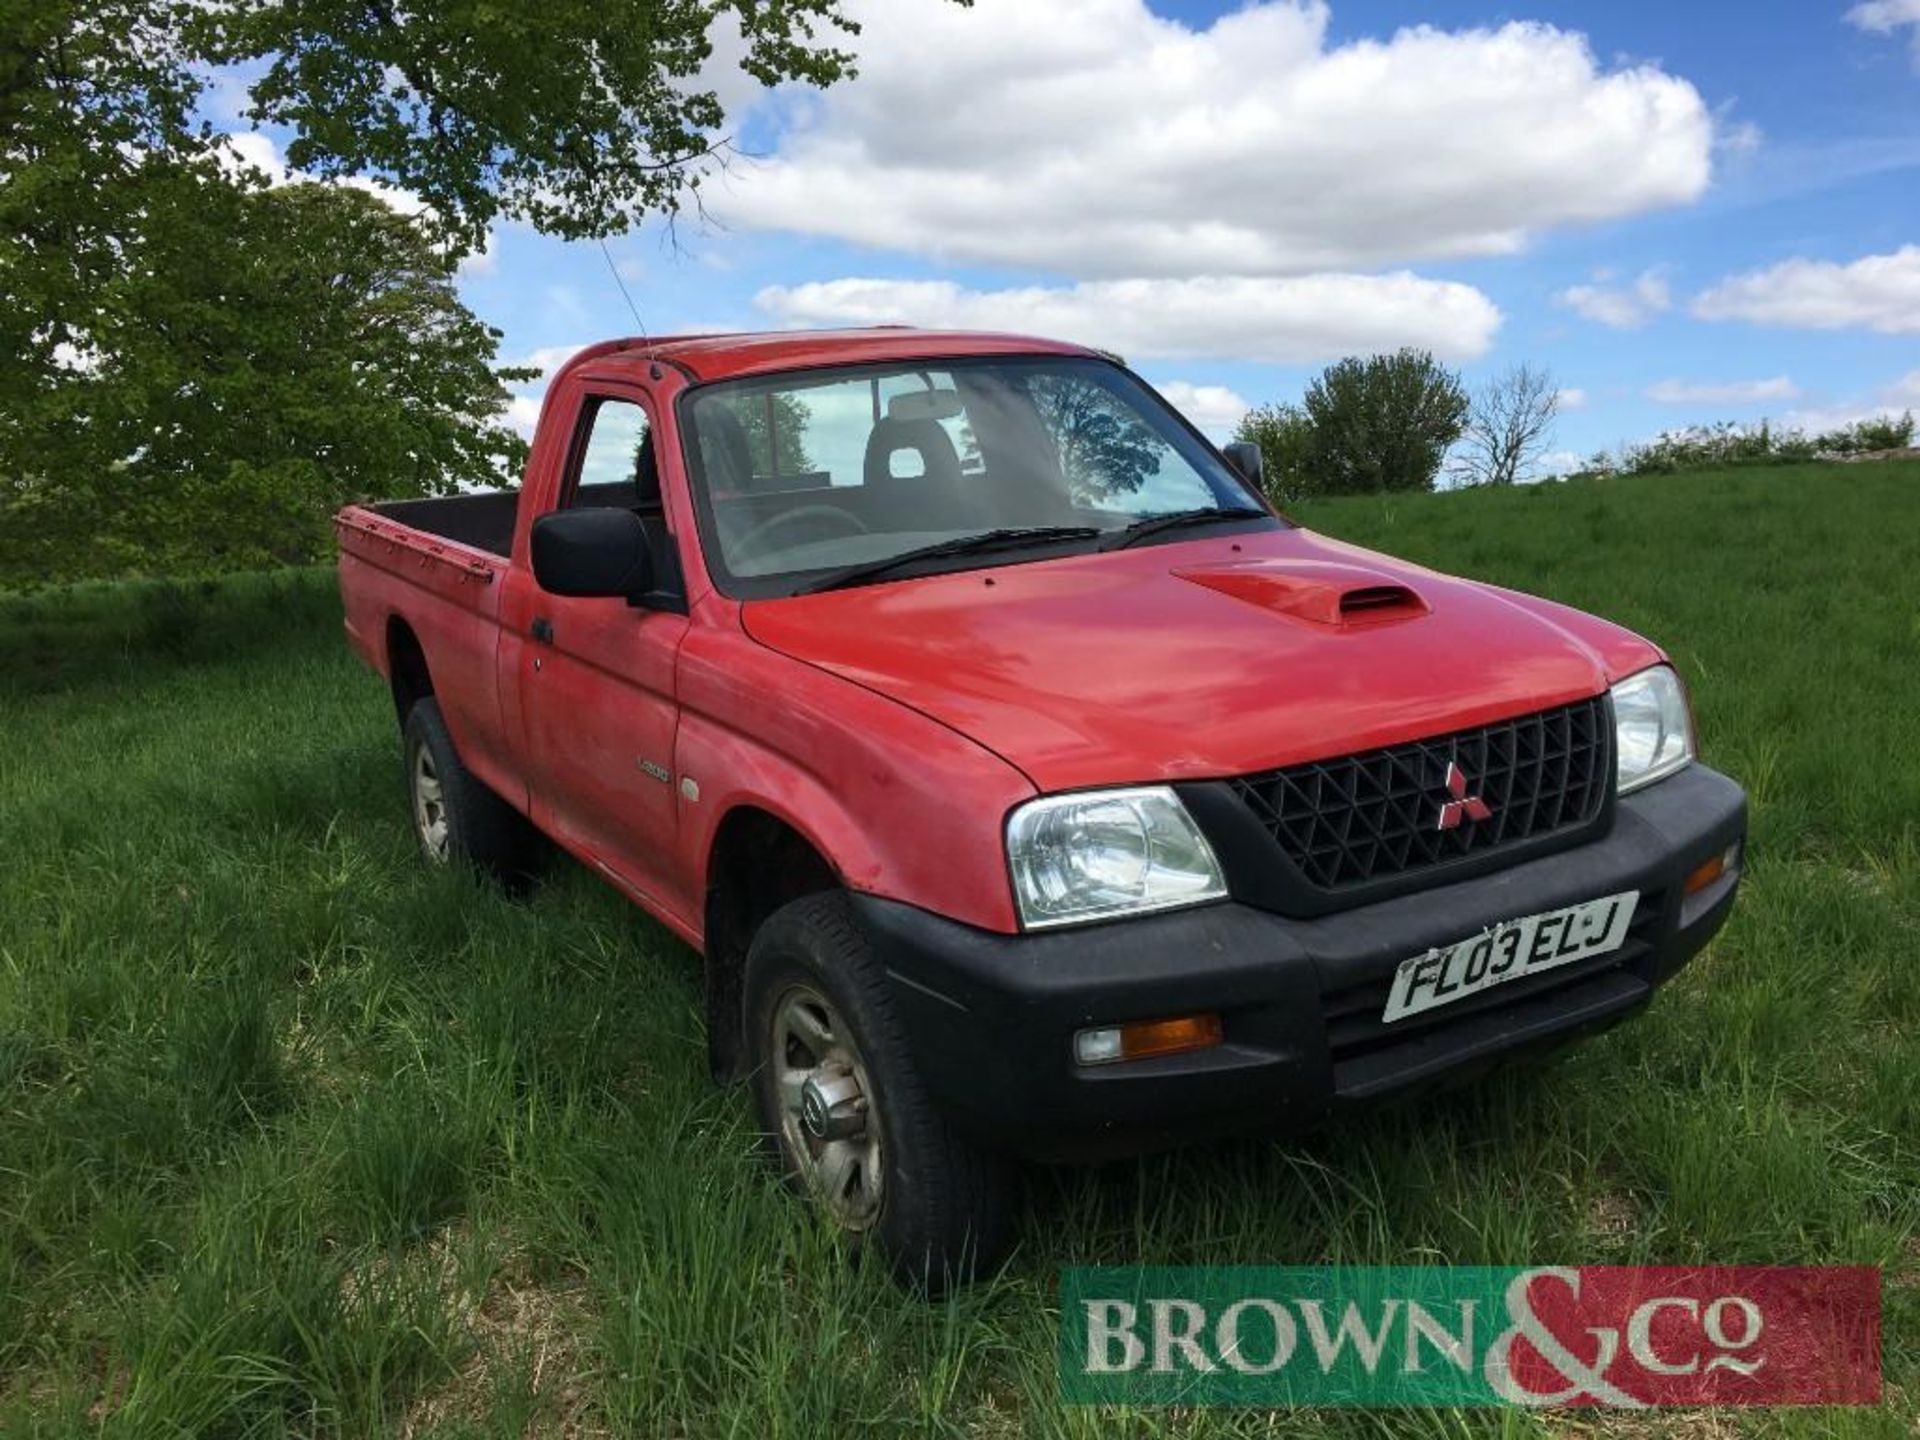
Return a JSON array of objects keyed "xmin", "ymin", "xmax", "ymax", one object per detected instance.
[
  {"xmin": 634, "ymin": 432, "xmax": 665, "ymax": 514},
  {"xmin": 863, "ymin": 417, "xmax": 962, "ymax": 490},
  {"xmin": 863, "ymin": 417, "xmax": 971, "ymax": 529},
  {"xmin": 631, "ymin": 433, "xmax": 680, "ymax": 595}
]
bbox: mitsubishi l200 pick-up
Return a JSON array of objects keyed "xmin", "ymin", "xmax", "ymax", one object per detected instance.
[{"xmin": 335, "ymin": 329, "xmax": 1746, "ymax": 1288}]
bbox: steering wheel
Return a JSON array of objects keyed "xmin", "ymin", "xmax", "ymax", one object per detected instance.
[{"xmin": 733, "ymin": 504, "xmax": 870, "ymax": 562}]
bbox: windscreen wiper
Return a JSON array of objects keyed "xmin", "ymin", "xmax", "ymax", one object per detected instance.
[
  {"xmin": 798, "ymin": 526, "xmax": 1101, "ymax": 595},
  {"xmin": 1098, "ymin": 505, "xmax": 1271, "ymax": 551}
]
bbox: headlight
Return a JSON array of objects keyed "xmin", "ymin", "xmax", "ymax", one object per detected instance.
[
  {"xmin": 1611, "ymin": 664, "xmax": 1694, "ymax": 794},
  {"xmin": 1006, "ymin": 786, "xmax": 1227, "ymax": 929}
]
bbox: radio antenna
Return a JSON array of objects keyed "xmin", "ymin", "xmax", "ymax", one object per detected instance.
[{"xmin": 598, "ymin": 237, "xmax": 662, "ymax": 376}]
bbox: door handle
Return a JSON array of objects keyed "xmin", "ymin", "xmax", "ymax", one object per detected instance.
[{"xmin": 531, "ymin": 617, "xmax": 554, "ymax": 644}]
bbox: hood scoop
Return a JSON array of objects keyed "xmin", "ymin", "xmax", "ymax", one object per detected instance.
[{"xmin": 1172, "ymin": 558, "xmax": 1430, "ymax": 627}]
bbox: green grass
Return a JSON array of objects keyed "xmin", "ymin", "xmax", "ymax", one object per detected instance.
[{"xmin": 2, "ymin": 461, "xmax": 1916, "ymax": 1436}]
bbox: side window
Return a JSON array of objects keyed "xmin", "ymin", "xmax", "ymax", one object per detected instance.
[
  {"xmin": 567, "ymin": 398, "xmax": 655, "ymax": 512},
  {"xmin": 558, "ymin": 394, "xmax": 682, "ymax": 600}
]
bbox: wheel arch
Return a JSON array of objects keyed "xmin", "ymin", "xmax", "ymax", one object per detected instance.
[
  {"xmin": 701, "ymin": 803, "xmax": 842, "ymax": 1084},
  {"xmin": 385, "ymin": 615, "xmax": 434, "ymax": 724}
]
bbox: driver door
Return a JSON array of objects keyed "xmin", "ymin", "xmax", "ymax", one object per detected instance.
[{"xmin": 509, "ymin": 386, "xmax": 693, "ymax": 924}]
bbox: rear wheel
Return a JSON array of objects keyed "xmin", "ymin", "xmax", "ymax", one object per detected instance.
[
  {"xmin": 745, "ymin": 892, "xmax": 1015, "ymax": 1292},
  {"xmin": 402, "ymin": 698, "xmax": 539, "ymax": 880}
]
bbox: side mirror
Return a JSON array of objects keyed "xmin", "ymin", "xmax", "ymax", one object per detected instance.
[
  {"xmin": 530, "ymin": 507, "xmax": 653, "ymax": 599},
  {"xmin": 1223, "ymin": 441, "xmax": 1264, "ymax": 488}
]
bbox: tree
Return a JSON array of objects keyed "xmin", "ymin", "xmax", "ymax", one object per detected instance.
[
  {"xmin": 733, "ymin": 391, "xmax": 819, "ymax": 478},
  {"xmin": 1029, "ymin": 374, "xmax": 1165, "ymax": 502},
  {"xmin": 0, "ymin": 174, "xmax": 530, "ymax": 585},
  {"xmin": 194, "ymin": 0, "xmax": 865, "ymax": 249},
  {"xmin": 1453, "ymin": 363, "xmax": 1560, "ymax": 487},
  {"xmin": 1823, "ymin": 411, "xmax": 1915, "ymax": 454},
  {"xmin": 7, "ymin": 0, "xmax": 867, "ymax": 252},
  {"xmin": 1302, "ymin": 350, "xmax": 1469, "ymax": 495},
  {"xmin": 1232, "ymin": 402, "xmax": 1317, "ymax": 504},
  {"xmin": 3, "ymin": 0, "xmax": 878, "ymax": 583}
]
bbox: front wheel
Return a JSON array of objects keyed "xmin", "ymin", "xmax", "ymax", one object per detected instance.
[{"xmin": 745, "ymin": 892, "xmax": 1015, "ymax": 1292}]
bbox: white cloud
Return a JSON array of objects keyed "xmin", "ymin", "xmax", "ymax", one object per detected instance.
[
  {"xmin": 1555, "ymin": 387, "xmax": 1589, "ymax": 411},
  {"xmin": 456, "ymin": 242, "xmax": 498, "ymax": 278},
  {"xmin": 220, "ymin": 132, "xmax": 419, "ymax": 213},
  {"xmin": 1154, "ymin": 382, "xmax": 1251, "ymax": 438},
  {"xmin": 1883, "ymin": 369, "xmax": 1920, "ymax": 407},
  {"xmin": 1645, "ymin": 376, "xmax": 1799, "ymax": 405},
  {"xmin": 716, "ymin": 0, "xmax": 1716, "ymax": 278},
  {"xmin": 504, "ymin": 394, "xmax": 546, "ymax": 439},
  {"xmin": 218, "ymin": 131, "xmax": 291, "ymax": 185},
  {"xmin": 1777, "ymin": 403, "xmax": 1874, "ymax": 435},
  {"xmin": 1717, "ymin": 118, "xmax": 1764, "ymax": 155},
  {"xmin": 51, "ymin": 341, "xmax": 99, "ymax": 373},
  {"xmin": 1556, "ymin": 268, "xmax": 1671, "ymax": 328},
  {"xmin": 1780, "ymin": 371, "xmax": 1920, "ymax": 435},
  {"xmin": 508, "ymin": 344, "xmax": 593, "ymax": 383},
  {"xmin": 1692, "ymin": 246, "xmax": 1920, "ymax": 333},
  {"xmin": 1847, "ymin": 0, "xmax": 1920, "ymax": 63},
  {"xmin": 500, "ymin": 344, "xmax": 593, "ymax": 438},
  {"xmin": 752, "ymin": 274, "xmax": 1502, "ymax": 364}
]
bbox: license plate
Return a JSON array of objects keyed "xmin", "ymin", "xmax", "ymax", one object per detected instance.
[{"xmin": 1381, "ymin": 890, "xmax": 1639, "ymax": 1024}]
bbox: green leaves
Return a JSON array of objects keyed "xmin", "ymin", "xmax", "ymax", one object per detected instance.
[
  {"xmin": 1232, "ymin": 402, "xmax": 1315, "ymax": 505},
  {"xmin": 3, "ymin": 0, "xmax": 883, "ymax": 585},
  {"xmin": 195, "ymin": 0, "xmax": 861, "ymax": 248},
  {"xmin": 1302, "ymin": 349, "xmax": 1470, "ymax": 496},
  {"xmin": 1, "ymin": 169, "xmax": 528, "ymax": 585},
  {"xmin": 1233, "ymin": 353, "xmax": 1469, "ymax": 502}
]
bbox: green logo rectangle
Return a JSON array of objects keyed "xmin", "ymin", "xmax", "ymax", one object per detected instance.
[{"xmin": 1061, "ymin": 1266, "xmax": 1512, "ymax": 1407}]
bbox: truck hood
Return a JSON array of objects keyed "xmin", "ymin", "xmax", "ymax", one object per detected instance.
[{"xmin": 740, "ymin": 527, "xmax": 1661, "ymax": 792}]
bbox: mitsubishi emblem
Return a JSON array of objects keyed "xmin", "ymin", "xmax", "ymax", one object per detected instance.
[{"xmin": 1436, "ymin": 761, "xmax": 1493, "ymax": 831}]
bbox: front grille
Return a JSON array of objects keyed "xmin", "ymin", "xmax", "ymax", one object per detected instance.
[{"xmin": 1231, "ymin": 696, "xmax": 1612, "ymax": 892}]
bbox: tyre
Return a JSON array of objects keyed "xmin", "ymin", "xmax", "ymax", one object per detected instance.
[
  {"xmin": 744, "ymin": 891, "xmax": 1016, "ymax": 1292},
  {"xmin": 402, "ymin": 697, "xmax": 540, "ymax": 880}
]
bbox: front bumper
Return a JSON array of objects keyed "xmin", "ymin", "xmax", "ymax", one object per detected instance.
[{"xmin": 856, "ymin": 763, "xmax": 1746, "ymax": 1162}]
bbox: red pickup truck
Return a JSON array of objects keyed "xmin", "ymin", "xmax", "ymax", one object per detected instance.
[{"xmin": 336, "ymin": 329, "xmax": 1746, "ymax": 1288}]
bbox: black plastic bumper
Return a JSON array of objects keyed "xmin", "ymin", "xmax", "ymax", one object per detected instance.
[{"xmin": 855, "ymin": 764, "xmax": 1746, "ymax": 1162}]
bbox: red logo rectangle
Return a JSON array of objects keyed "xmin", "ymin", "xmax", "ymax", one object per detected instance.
[{"xmin": 1495, "ymin": 1266, "xmax": 1880, "ymax": 1406}]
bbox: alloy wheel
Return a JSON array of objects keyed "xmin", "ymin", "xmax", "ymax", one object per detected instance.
[
  {"xmin": 770, "ymin": 983, "xmax": 884, "ymax": 1230},
  {"xmin": 411, "ymin": 743, "xmax": 450, "ymax": 861}
]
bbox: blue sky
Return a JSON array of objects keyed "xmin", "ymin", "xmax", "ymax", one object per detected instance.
[{"xmin": 269, "ymin": 1, "xmax": 1920, "ymax": 465}]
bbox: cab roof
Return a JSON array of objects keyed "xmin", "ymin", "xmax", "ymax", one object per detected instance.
[{"xmin": 560, "ymin": 327, "xmax": 1100, "ymax": 385}]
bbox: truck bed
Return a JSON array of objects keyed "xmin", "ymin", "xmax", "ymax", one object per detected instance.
[
  {"xmin": 361, "ymin": 478, "xmax": 655, "ymax": 560},
  {"xmin": 334, "ymin": 495, "xmax": 517, "ymax": 806},
  {"xmin": 333, "ymin": 475, "xmax": 659, "ymax": 660},
  {"xmin": 364, "ymin": 490, "xmax": 520, "ymax": 558}
]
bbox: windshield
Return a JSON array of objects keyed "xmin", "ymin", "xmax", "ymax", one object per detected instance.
[{"xmin": 680, "ymin": 356, "xmax": 1274, "ymax": 596}]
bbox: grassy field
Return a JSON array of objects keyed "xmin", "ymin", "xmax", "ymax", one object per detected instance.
[{"xmin": 1, "ymin": 461, "xmax": 1916, "ymax": 1436}]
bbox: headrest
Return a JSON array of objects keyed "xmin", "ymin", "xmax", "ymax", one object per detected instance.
[
  {"xmin": 864, "ymin": 416, "xmax": 961, "ymax": 489},
  {"xmin": 634, "ymin": 432, "xmax": 662, "ymax": 509}
]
